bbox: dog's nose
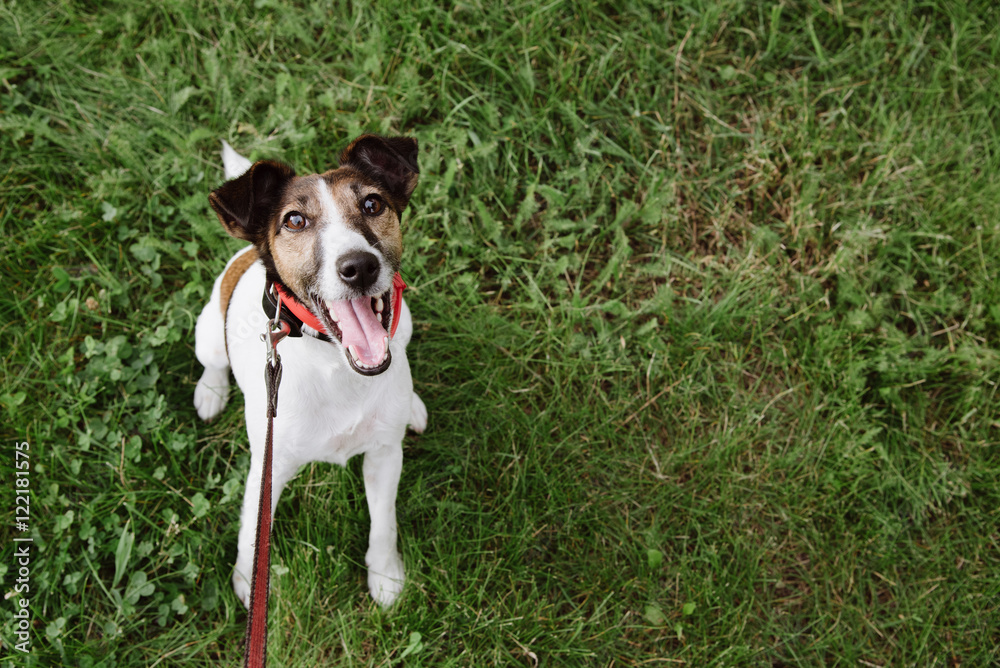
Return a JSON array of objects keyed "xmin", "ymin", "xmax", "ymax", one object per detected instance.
[{"xmin": 337, "ymin": 250, "xmax": 381, "ymax": 291}]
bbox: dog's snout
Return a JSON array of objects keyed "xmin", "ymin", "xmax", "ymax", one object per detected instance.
[{"xmin": 337, "ymin": 250, "xmax": 381, "ymax": 291}]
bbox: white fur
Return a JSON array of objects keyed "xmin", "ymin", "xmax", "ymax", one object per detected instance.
[
  {"xmin": 221, "ymin": 140, "xmax": 252, "ymax": 180},
  {"xmin": 193, "ymin": 144, "xmax": 425, "ymax": 609}
]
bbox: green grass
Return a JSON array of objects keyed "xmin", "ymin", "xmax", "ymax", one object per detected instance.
[{"xmin": 2, "ymin": 0, "xmax": 999, "ymax": 665}]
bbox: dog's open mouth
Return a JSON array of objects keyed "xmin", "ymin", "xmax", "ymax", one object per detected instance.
[{"xmin": 312, "ymin": 290, "xmax": 393, "ymax": 376}]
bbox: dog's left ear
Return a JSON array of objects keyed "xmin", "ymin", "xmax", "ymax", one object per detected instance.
[{"xmin": 340, "ymin": 135, "xmax": 419, "ymax": 209}]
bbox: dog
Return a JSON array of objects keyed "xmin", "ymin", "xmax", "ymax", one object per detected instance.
[{"xmin": 192, "ymin": 134, "xmax": 426, "ymax": 608}]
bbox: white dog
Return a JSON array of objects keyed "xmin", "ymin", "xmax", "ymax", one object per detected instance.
[{"xmin": 193, "ymin": 135, "xmax": 426, "ymax": 608}]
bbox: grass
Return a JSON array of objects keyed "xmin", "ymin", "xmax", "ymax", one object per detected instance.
[{"xmin": 2, "ymin": 0, "xmax": 999, "ymax": 665}]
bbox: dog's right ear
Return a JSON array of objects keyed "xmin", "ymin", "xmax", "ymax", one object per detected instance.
[{"xmin": 209, "ymin": 160, "xmax": 295, "ymax": 241}]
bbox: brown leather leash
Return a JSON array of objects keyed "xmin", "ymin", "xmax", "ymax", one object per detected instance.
[{"xmin": 243, "ymin": 285, "xmax": 290, "ymax": 668}]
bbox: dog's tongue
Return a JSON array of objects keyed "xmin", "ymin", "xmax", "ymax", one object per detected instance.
[{"xmin": 329, "ymin": 297, "xmax": 387, "ymax": 366}]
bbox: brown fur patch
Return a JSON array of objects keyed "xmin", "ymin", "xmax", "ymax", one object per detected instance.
[
  {"xmin": 220, "ymin": 248, "xmax": 260, "ymax": 320},
  {"xmin": 325, "ymin": 171, "xmax": 404, "ymax": 269},
  {"xmin": 268, "ymin": 176, "xmax": 324, "ymax": 301}
]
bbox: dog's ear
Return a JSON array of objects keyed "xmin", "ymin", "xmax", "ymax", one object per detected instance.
[
  {"xmin": 209, "ymin": 160, "xmax": 296, "ymax": 241},
  {"xmin": 339, "ymin": 135, "xmax": 419, "ymax": 210}
]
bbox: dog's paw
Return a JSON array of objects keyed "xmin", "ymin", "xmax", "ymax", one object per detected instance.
[
  {"xmin": 408, "ymin": 393, "xmax": 427, "ymax": 434},
  {"xmin": 194, "ymin": 367, "xmax": 230, "ymax": 421},
  {"xmin": 232, "ymin": 567, "xmax": 251, "ymax": 610},
  {"xmin": 367, "ymin": 553, "xmax": 405, "ymax": 608}
]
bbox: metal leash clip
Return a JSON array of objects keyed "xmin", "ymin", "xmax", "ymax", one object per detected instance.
[{"xmin": 262, "ymin": 282, "xmax": 291, "ymax": 366}]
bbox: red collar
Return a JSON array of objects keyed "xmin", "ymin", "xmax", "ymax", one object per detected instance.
[{"xmin": 273, "ymin": 273, "xmax": 407, "ymax": 339}]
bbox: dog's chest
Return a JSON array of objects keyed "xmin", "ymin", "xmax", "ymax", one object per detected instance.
[
  {"xmin": 263, "ymin": 342, "xmax": 410, "ymax": 466},
  {"xmin": 279, "ymin": 400, "xmax": 385, "ymax": 465}
]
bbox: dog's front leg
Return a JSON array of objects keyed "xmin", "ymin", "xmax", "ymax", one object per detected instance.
[{"xmin": 362, "ymin": 443, "xmax": 405, "ymax": 607}]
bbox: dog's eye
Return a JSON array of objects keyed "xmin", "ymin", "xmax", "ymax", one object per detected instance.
[
  {"xmin": 283, "ymin": 212, "xmax": 308, "ymax": 231},
  {"xmin": 361, "ymin": 195, "xmax": 384, "ymax": 216}
]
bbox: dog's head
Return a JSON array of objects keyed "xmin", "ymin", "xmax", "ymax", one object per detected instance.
[{"xmin": 209, "ymin": 134, "xmax": 419, "ymax": 376}]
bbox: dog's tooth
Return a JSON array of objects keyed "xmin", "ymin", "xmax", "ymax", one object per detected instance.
[
  {"xmin": 326, "ymin": 300, "xmax": 340, "ymax": 322},
  {"xmin": 375, "ymin": 312, "xmax": 382, "ymax": 324},
  {"xmin": 348, "ymin": 345, "xmax": 361, "ymax": 364},
  {"xmin": 376, "ymin": 296, "xmax": 384, "ymax": 313}
]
